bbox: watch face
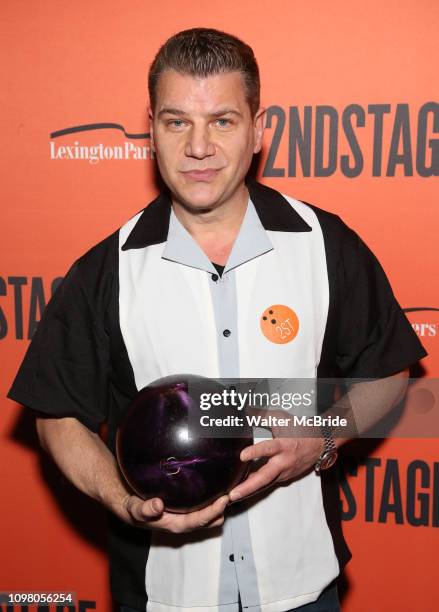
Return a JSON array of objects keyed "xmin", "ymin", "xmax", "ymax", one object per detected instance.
[{"xmin": 320, "ymin": 451, "xmax": 338, "ymax": 470}]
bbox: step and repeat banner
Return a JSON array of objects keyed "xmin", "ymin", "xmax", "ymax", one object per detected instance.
[{"xmin": 1, "ymin": 1, "xmax": 438, "ymax": 611}]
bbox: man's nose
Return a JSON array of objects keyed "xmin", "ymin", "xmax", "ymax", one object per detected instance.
[{"xmin": 185, "ymin": 124, "xmax": 215, "ymax": 159}]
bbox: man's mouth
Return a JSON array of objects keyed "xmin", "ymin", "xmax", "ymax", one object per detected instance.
[{"xmin": 181, "ymin": 169, "xmax": 220, "ymax": 181}]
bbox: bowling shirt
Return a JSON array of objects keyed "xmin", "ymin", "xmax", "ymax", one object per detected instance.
[{"xmin": 8, "ymin": 180, "xmax": 426, "ymax": 612}]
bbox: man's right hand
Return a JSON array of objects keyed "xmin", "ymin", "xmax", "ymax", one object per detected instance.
[
  {"xmin": 122, "ymin": 494, "xmax": 230, "ymax": 533},
  {"xmin": 36, "ymin": 416, "xmax": 230, "ymax": 534}
]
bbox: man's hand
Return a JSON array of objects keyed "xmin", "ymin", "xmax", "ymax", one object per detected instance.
[
  {"xmin": 228, "ymin": 370, "xmax": 410, "ymax": 502},
  {"xmin": 36, "ymin": 416, "xmax": 230, "ymax": 535},
  {"xmin": 228, "ymin": 435, "xmax": 323, "ymax": 502},
  {"xmin": 228, "ymin": 405, "xmax": 324, "ymax": 502},
  {"xmin": 122, "ymin": 493, "xmax": 230, "ymax": 533}
]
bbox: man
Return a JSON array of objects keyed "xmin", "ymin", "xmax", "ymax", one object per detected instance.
[{"xmin": 8, "ymin": 28, "xmax": 426, "ymax": 612}]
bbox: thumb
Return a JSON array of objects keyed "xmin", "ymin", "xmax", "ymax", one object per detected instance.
[
  {"xmin": 125, "ymin": 495, "xmax": 164, "ymax": 522},
  {"xmin": 141, "ymin": 497, "xmax": 164, "ymax": 519}
]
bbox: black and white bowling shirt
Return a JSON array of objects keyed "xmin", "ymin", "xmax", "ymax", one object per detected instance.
[{"xmin": 8, "ymin": 180, "xmax": 426, "ymax": 611}]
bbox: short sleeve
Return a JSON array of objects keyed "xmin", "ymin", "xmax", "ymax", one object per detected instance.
[
  {"xmin": 336, "ymin": 231, "xmax": 427, "ymax": 378},
  {"xmin": 7, "ymin": 261, "xmax": 110, "ymax": 432}
]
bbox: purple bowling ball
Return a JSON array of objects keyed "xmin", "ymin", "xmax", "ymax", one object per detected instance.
[{"xmin": 116, "ymin": 374, "xmax": 253, "ymax": 513}]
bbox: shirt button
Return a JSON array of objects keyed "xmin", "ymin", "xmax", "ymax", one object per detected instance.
[
  {"xmin": 211, "ymin": 273, "xmax": 219, "ymax": 282},
  {"xmin": 229, "ymin": 554, "xmax": 234, "ymax": 562},
  {"xmin": 223, "ymin": 329, "xmax": 231, "ymax": 337}
]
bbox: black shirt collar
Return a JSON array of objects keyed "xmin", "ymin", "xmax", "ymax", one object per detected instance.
[{"xmin": 121, "ymin": 179, "xmax": 311, "ymax": 251}]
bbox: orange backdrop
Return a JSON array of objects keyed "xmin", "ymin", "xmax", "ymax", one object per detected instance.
[{"xmin": 1, "ymin": 1, "xmax": 438, "ymax": 611}]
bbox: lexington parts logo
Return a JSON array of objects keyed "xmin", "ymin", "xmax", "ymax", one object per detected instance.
[{"xmin": 49, "ymin": 122, "xmax": 154, "ymax": 164}]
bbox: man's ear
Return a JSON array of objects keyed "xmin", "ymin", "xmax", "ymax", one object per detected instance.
[
  {"xmin": 148, "ymin": 106, "xmax": 155, "ymax": 152},
  {"xmin": 253, "ymin": 107, "xmax": 266, "ymax": 154}
]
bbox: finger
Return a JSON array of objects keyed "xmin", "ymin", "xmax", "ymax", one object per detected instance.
[
  {"xmin": 240, "ymin": 439, "xmax": 280, "ymax": 462},
  {"xmin": 140, "ymin": 497, "xmax": 165, "ymax": 520},
  {"xmin": 206, "ymin": 515, "xmax": 225, "ymax": 528},
  {"xmin": 229, "ymin": 462, "xmax": 280, "ymax": 501},
  {"xmin": 183, "ymin": 495, "xmax": 229, "ymax": 530},
  {"xmin": 127, "ymin": 496, "xmax": 164, "ymax": 522}
]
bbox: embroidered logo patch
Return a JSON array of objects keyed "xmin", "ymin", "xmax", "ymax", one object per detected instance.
[{"xmin": 260, "ymin": 305, "xmax": 299, "ymax": 344}]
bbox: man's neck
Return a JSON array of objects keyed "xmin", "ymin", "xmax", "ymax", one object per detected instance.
[{"xmin": 171, "ymin": 185, "xmax": 249, "ymax": 265}]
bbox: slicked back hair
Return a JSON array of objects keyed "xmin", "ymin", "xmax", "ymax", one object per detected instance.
[{"xmin": 148, "ymin": 28, "xmax": 260, "ymax": 117}]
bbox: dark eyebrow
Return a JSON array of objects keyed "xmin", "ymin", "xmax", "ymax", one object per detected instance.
[
  {"xmin": 157, "ymin": 107, "xmax": 243, "ymax": 119},
  {"xmin": 157, "ymin": 108, "xmax": 186, "ymax": 118},
  {"xmin": 210, "ymin": 108, "xmax": 243, "ymax": 118}
]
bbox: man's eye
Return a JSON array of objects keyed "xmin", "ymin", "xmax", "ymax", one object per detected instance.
[
  {"xmin": 169, "ymin": 119, "xmax": 184, "ymax": 128},
  {"xmin": 216, "ymin": 118, "xmax": 230, "ymax": 127}
]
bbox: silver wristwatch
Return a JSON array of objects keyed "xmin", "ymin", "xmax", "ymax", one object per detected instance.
[{"xmin": 314, "ymin": 427, "xmax": 338, "ymax": 474}]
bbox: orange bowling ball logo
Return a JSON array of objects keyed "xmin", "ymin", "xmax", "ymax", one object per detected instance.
[{"xmin": 260, "ymin": 305, "xmax": 299, "ymax": 344}]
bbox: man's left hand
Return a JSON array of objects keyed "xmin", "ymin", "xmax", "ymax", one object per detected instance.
[{"xmin": 228, "ymin": 428, "xmax": 324, "ymax": 502}]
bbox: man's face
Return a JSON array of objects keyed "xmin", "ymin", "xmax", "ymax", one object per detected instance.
[{"xmin": 149, "ymin": 69, "xmax": 265, "ymax": 212}]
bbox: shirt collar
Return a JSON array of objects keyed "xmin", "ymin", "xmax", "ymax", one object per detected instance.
[
  {"xmin": 121, "ymin": 179, "xmax": 312, "ymax": 252},
  {"xmin": 161, "ymin": 208, "xmax": 216, "ymax": 273},
  {"xmin": 161, "ymin": 198, "xmax": 273, "ymax": 274}
]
